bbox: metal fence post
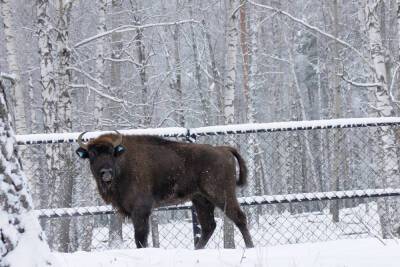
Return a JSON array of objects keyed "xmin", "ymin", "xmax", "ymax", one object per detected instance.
[{"xmin": 186, "ymin": 129, "xmax": 201, "ymax": 248}]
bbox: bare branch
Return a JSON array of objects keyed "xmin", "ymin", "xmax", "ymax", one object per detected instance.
[
  {"xmin": 339, "ymin": 73, "xmax": 381, "ymax": 88},
  {"xmin": 67, "ymin": 66, "xmax": 109, "ymax": 89},
  {"xmin": 389, "ymin": 64, "xmax": 400, "ymax": 103},
  {"xmin": 74, "ymin": 19, "xmax": 200, "ymax": 48},
  {"xmin": 70, "ymin": 84, "xmax": 125, "ymax": 104},
  {"xmin": 0, "ymin": 72, "xmax": 16, "ymax": 82},
  {"xmin": 248, "ymin": 0, "xmax": 374, "ymax": 71}
]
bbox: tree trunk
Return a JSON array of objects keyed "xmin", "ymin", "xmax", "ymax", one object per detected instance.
[
  {"xmin": 330, "ymin": 0, "xmax": 342, "ymax": 223},
  {"xmin": 47, "ymin": 0, "xmax": 74, "ymax": 252},
  {"xmin": 239, "ymin": 0, "xmax": 264, "ymax": 224},
  {"xmin": 94, "ymin": 0, "xmax": 107, "ymax": 130},
  {"xmin": 37, "ymin": 0, "xmax": 62, "ymax": 251},
  {"xmin": 0, "ymin": 81, "xmax": 53, "ymax": 266},
  {"xmin": 108, "ymin": 0, "xmax": 124, "ymax": 248},
  {"xmin": 173, "ymin": 3, "xmax": 184, "ymax": 127},
  {"xmin": 398, "ymin": 0, "xmax": 400, "ymax": 64},
  {"xmin": 223, "ymin": 0, "xmax": 239, "ymax": 249},
  {"xmin": 0, "ymin": 0, "xmax": 27, "ymax": 135},
  {"xmin": 189, "ymin": 0, "xmax": 209, "ymax": 125},
  {"xmin": 202, "ymin": 19, "xmax": 223, "ymax": 124},
  {"xmin": 364, "ymin": 0, "xmax": 400, "ymax": 238}
]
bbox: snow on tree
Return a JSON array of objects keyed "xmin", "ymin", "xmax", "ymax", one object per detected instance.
[
  {"xmin": 223, "ymin": 0, "xmax": 239, "ymax": 249},
  {"xmin": 0, "ymin": 0, "xmax": 27, "ymax": 135},
  {"xmin": 364, "ymin": 0, "xmax": 400, "ymax": 238},
  {"xmin": 0, "ymin": 82, "xmax": 54, "ymax": 267},
  {"xmin": 36, "ymin": 0, "xmax": 75, "ymax": 251}
]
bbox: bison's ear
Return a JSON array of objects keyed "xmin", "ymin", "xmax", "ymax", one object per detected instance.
[
  {"xmin": 76, "ymin": 147, "xmax": 89, "ymax": 159},
  {"xmin": 114, "ymin": 145, "xmax": 126, "ymax": 156}
]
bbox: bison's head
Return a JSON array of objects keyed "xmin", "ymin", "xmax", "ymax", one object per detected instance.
[{"xmin": 75, "ymin": 131, "xmax": 126, "ymax": 184}]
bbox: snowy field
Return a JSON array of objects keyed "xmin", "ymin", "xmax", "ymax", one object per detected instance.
[
  {"xmin": 55, "ymin": 238, "xmax": 400, "ymax": 267},
  {"xmin": 88, "ymin": 202, "xmax": 382, "ymax": 250}
]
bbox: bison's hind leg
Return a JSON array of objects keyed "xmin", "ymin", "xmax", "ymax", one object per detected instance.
[
  {"xmin": 216, "ymin": 195, "xmax": 254, "ymax": 248},
  {"xmin": 192, "ymin": 195, "xmax": 216, "ymax": 249}
]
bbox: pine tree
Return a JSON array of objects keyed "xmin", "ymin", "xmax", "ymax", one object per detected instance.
[{"xmin": 0, "ymin": 81, "xmax": 53, "ymax": 267}]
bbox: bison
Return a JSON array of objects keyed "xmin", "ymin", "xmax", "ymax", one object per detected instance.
[{"xmin": 76, "ymin": 130, "xmax": 254, "ymax": 249}]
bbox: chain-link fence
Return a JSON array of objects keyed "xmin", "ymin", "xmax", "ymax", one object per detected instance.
[{"xmin": 18, "ymin": 118, "xmax": 400, "ymax": 252}]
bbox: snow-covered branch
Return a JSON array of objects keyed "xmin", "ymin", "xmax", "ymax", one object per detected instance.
[
  {"xmin": 74, "ymin": 19, "xmax": 200, "ymax": 48},
  {"xmin": 68, "ymin": 66, "xmax": 109, "ymax": 89},
  {"xmin": 0, "ymin": 72, "xmax": 16, "ymax": 82},
  {"xmin": 70, "ymin": 84, "xmax": 125, "ymax": 104},
  {"xmin": 339, "ymin": 73, "xmax": 382, "ymax": 88}
]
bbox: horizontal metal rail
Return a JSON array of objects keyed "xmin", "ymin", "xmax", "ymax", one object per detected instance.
[
  {"xmin": 16, "ymin": 117, "xmax": 400, "ymax": 145},
  {"xmin": 35, "ymin": 188, "xmax": 400, "ymax": 219}
]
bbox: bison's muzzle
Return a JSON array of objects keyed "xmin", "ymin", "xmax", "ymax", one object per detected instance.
[{"xmin": 100, "ymin": 168, "xmax": 113, "ymax": 182}]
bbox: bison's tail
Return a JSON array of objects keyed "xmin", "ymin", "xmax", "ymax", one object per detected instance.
[{"xmin": 226, "ymin": 147, "xmax": 248, "ymax": 187}]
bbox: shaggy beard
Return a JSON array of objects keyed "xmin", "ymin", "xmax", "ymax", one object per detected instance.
[{"xmin": 97, "ymin": 179, "xmax": 114, "ymax": 203}]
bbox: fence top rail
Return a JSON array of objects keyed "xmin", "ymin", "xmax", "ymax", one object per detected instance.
[
  {"xmin": 35, "ymin": 188, "xmax": 400, "ymax": 219},
  {"xmin": 16, "ymin": 127, "xmax": 188, "ymax": 145},
  {"xmin": 16, "ymin": 117, "xmax": 400, "ymax": 145},
  {"xmin": 190, "ymin": 117, "xmax": 400, "ymax": 136}
]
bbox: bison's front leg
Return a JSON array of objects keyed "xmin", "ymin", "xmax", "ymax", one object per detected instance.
[{"xmin": 131, "ymin": 207, "xmax": 151, "ymax": 248}]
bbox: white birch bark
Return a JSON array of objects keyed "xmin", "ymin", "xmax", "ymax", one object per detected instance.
[
  {"xmin": 37, "ymin": 0, "xmax": 74, "ymax": 251},
  {"xmin": 223, "ymin": 0, "xmax": 239, "ymax": 249},
  {"xmin": 1, "ymin": 1, "xmax": 39, "ymax": 227},
  {"xmin": 94, "ymin": 0, "xmax": 107, "ymax": 130},
  {"xmin": 398, "ymin": 0, "xmax": 400, "ymax": 62},
  {"xmin": 239, "ymin": 1, "xmax": 264, "ymax": 225},
  {"xmin": 37, "ymin": 0, "xmax": 56, "ymax": 213},
  {"xmin": 364, "ymin": 0, "xmax": 400, "ymax": 238},
  {"xmin": 108, "ymin": 0, "xmax": 123, "ymax": 248},
  {"xmin": 224, "ymin": 0, "xmax": 239, "ymax": 127},
  {"xmin": 0, "ymin": 0, "xmax": 27, "ymax": 135}
]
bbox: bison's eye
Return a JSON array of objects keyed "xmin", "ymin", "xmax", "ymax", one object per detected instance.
[
  {"xmin": 88, "ymin": 150, "xmax": 97, "ymax": 158},
  {"xmin": 114, "ymin": 145, "xmax": 126, "ymax": 156}
]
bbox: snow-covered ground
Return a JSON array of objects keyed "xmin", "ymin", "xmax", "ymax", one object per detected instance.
[
  {"xmin": 55, "ymin": 238, "xmax": 400, "ymax": 267},
  {"xmin": 89, "ymin": 202, "xmax": 382, "ymax": 250}
]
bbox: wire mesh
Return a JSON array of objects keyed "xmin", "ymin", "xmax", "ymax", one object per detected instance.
[{"xmin": 22, "ymin": 123, "xmax": 400, "ymax": 252}]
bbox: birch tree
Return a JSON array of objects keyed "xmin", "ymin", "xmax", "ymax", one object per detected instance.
[
  {"xmin": 0, "ymin": 0, "xmax": 27, "ymax": 135},
  {"xmin": 37, "ymin": 0, "xmax": 74, "ymax": 251},
  {"xmin": 94, "ymin": 0, "xmax": 107, "ymax": 130},
  {"xmin": 173, "ymin": 1, "xmax": 184, "ymax": 127},
  {"xmin": 0, "ymin": 0, "xmax": 40, "ymax": 218},
  {"xmin": 239, "ymin": 1, "xmax": 264, "ymax": 224},
  {"xmin": 108, "ymin": 0, "xmax": 124, "ymax": 248},
  {"xmin": 223, "ymin": 0, "xmax": 239, "ymax": 249},
  {"xmin": 364, "ymin": 0, "xmax": 400, "ymax": 238}
]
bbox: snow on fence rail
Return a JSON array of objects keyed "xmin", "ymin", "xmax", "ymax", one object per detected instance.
[
  {"xmin": 35, "ymin": 188, "xmax": 400, "ymax": 219},
  {"xmin": 15, "ymin": 117, "xmax": 400, "ymax": 145}
]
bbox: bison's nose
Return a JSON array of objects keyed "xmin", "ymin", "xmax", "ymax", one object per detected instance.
[{"xmin": 100, "ymin": 168, "xmax": 113, "ymax": 182}]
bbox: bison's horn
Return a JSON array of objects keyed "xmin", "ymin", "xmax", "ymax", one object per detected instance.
[
  {"xmin": 113, "ymin": 130, "xmax": 123, "ymax": 147},
  {"xmin": 77, "ymin": 131, "xmax": 88, "ymax": 149}
]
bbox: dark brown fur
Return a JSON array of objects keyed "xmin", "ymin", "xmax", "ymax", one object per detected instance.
[{"xmin": 81, "ymin": 133, "xmax": 254, "ymax": 249}]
